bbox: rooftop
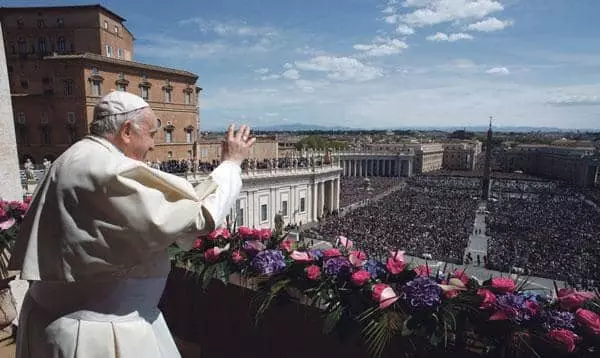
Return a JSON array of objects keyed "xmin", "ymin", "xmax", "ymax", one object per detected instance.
[
  {"xmin": 43, "ymin": 53, "xmax": 198, "ymax": 80},
  {"xmin": 0, "ymin": 4, "xmax": 126, "ymax": 22}
]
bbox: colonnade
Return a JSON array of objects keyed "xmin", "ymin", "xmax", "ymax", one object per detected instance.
[
  {"xmin": 340, "ymin": 158, "xmax": 413, "ymax": 177},
  {"xmin": 311, "ymin": 178, "xmax": 340, "ymax": 221}
]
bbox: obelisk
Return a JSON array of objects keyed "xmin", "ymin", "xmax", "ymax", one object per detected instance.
[
  {"xmin": 0, "ymin": 21, "xmax": 22, "ymax": 201},
  {"xmin": 481, "ymin": 117, "xmax": 493, "ymax": 200}
]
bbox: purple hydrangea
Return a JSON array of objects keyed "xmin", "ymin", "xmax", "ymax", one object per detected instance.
[
  {"xmin": 324, "ymin": 256, "xmax": 352, "ymax": 278},
  {"xmin": 400, "ymin": 277, "xmax": 442, "ymax": 312},
  {"xmin": 538, "ymin": 310, "xmax": 576, "ymax": 331},
  {"xmin": 250, "ymin": 249, "xmax": 286, "ymax": 275},
  {"xmin": 494, "ymin": 293, "xmax": 538, "ymax": 324},
  {"xmin": 364, "ymin": 259, "xmax": 386, "ymax": 279},
  {"xmin": 309, "ymin": 249, "xmax": 324, "ymax": 260}
]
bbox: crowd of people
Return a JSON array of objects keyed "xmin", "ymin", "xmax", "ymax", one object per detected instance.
[
  {"xmin": 339, "ymin": 177, "xmax": 404, "ymax": 207},
  {"xmin": 312, "ymin": 182, "xmax": 479, "ymax": 263},
  {"xmin": 486, "ymin": 186, "xmax": 600, "ymax": 288}
]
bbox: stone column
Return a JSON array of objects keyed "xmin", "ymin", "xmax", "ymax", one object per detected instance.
[
  {"xmin": 335, "ymin": 178, "xmax": 340, "ymax": 210},
  {"xmin": 329, "ymin": 180, "xmax": 335, "ymax": 213},
  {"xmin": 312, "ymin": 183, "xmax": 318, "ymax": 222},
  {"xmin": 318, "ymin": 181, "xmax": 325, "ymax": 217},
  {"xmin": 408, "ymin": 159, "xmax": 413, "ymax": 177},
  {"xmin": 0, "ymin": 21, "xmax": 21, "ymax": 201}
]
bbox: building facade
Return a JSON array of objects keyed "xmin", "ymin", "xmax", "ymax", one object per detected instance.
[
  {"xmin": 364, "ymin": 143, "xmax": 443, "ymax": 174},
  {"xmin": 442, "ymin": 141, "xmax": 482, "ymax": 171},
  {"xmin": 1, "ymin": 5, "xmax": 200, "ymax": 164},
  {"xmin": 188, "ymin": 166, "xmax": 342, "ymax": 229},
  {"xmin": 196, "ymin": 138, "xmax": 279, "ymax": 164},
  {"xmin": 501, "ymin": 144, "xmax": 598, "ymax": 186}
]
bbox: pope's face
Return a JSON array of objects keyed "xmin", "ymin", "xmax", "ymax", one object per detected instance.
[{"xmin": 120, "ymin": 108, "xmax": 159, "ymax": 161}]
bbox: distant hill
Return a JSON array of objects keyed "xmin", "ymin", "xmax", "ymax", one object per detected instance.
[{"xmin": 203, "ymin": 122, "xmax": 599, "ymax": 133}]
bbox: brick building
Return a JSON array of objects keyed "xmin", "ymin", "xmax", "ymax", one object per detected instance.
[{"xmin": 0, "ymin": 4, "xmax": 200, "ymax": 164}]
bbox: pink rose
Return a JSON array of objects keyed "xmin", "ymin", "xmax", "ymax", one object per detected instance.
[
  {"xmin": 575, "ymin": 309, "xmax": 600, "ymax": 336},
  {"xmin": 546, "ymin": 329, "xmax": 580, "ymax": 353},
  {"xmin": 386, "ymin": 250, "xmax": 405, "ymax": 275},
  {"xmin": 323, "ymin": 248, "xmax": 342, "ymax": 258},
  {"xmin": 557, "ymin": 288, "xmax": 594, "ymax": 311},
  {"xmin": 372, "ymin": 283, "xmax": 399, "ymax": 309},
  {"xmin": 8, "ymin": 201, "xmax": 28, "ymax": 216},
  {"xmin": 524, "ymin": 300, "xmax": 538, "ymax": 316},
  {"xmin": 452, "ymin": 270, "xmax": 470, "ymax": 285},
  {"xmin": 444, "ymin": 290, "xmax": 460, "ymax": 299},
  {"xmin": 193, "ymin": 238, "xmax": 203, "ymax": 249},
  {"xmin": 204, "ymin": 247, "xmax": 221, "ymax": 263},
  {"xmin": 490, "ymin": 277, "xmax": 516, "ymax": 293},
  {"xmin": 414, "ymin": 265, "xmax": 432, "ymax": 277},
  {"xmin": 0, "ymin": 206, "xmax": 7, "ymax": 219},
  {"xmin": 0, "ymin": 217, "xmax": 15, "ymax": 231},
  {"xmin": 257, "ymin": 228, "xmax": 272, "ymax": 241},
  {"xmin": 290, "ymin": 250, "xmax": 313, "ymax": 263},
  {"xmin": 336, "ymin": 236, "xmax": 353, "ymax": 249},
  {"xmin": 280, "ymin": 239, "xmax": 294, "ymax": 253},
  {"xmin": 477, "ymin": 288, "xmax": 497, "ymax": 309},
  {"xmin": 208, "ymin": 227, "xmax": 231, "ymax": 240},
  {"xmin": 349, "ymin": 250, "xmax": 367, "ymax": 267},
  {"xmin": 306, "ymin": 265, "xmax": 321, "ymax": 280},
  {"xmin": 238, "ymin": 226, "xmax": 255, "ymax": 238},
  {"xmin": 351, "ymin": 270, "xmax": 371, "ymax": 286},
  {"xmin": 231, "ymin": 250, "xmax": 245, "ymax": 264}
]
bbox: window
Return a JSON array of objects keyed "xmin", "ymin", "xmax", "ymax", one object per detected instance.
[
  {"xmin": 57, "ymin": 36, "xmax": 66, "ymax": 52},
  {"xmin": 165, "ymin": 130, "xmax": 173, "ymax": 143},
  {"xmin": 57, "ymin": 18, "xmax": 64, "ymax": 27},
  {"xmin": 17, "ymin": 112, "xmax": 26, "ymax": 125},
  {"xmin": 184, "ymin": 92, "xmax": 192, "ymax": 104},
  {"xmin": 104, "ymin": 21, "xmax": 108, "ymax": 30},
  {"xmin": 37, "ymin": 19, "xmax": 45, "ymax": 28},
  {"xmin": 140, "ymin": 86, "xmax": 149, "ymax": 100},
  {"xmin": 167, "ymin": 151, "xmax": 173, "ymax": 158},
  {"xmin": 300, "ymin": 197, "xmax": 306, "ymax": 212},
  {"xmin": 186, "ymin": 131, "xmax": 193, "ymax": 144},
  {"xmin": 91, "ymin": 80, "xmax": 101, "ymax": 96},
  {"xmin": 235, "ymin": 200, "xmax": 244, "ymax": 227},
  {"xmin": 105, "ymin": 45, "xmax": 113, "ymax": 57},
  {"xmin": 164, "ymin": 89, "xmax": 172, "ymax": 103},
  {"xmin": 61, "ymin": 80, "xmax": 73, "ymax": 96},
  {"xmin": 67, "ymin": 113, "xmax": 76, "ymax": 144},
  {"xmin": 114, "ymin": 26, "xmax": 119, "ymax": 35},
  {"xmin": 281, "ymin": 200, "xmax": 288, "ymax": 216},
  {"xmin": 117, "ymin": 48, "xmax": 123, "ymax": 59},
  {"xmin": 117, "ymin": 83, "xmax": 127, "ymax": 91},
  {"xmin": 261, "ymin": 204, "xmax": 268, "ymax": 222},
  {"xmin": 38, "ymin": 38, "xmax": 47, "ymax": 53},
  {"xmin": 41, "ymin": 119, "xmax": 51, "ymax": 145},
  {"xmin": 18, "ymin": 38, "xmax": 26, "ymax": 54}
]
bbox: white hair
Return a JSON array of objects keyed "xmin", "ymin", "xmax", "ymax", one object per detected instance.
[{"xmin": 89, "ymin": 107, "xmax": 148, "ymax": 137}]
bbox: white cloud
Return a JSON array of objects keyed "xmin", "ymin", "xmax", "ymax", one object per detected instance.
[
  {"xmin": 382, "ymin": 6, "xmax": 395, "ymax": 14},
  {"xmin": 547, "ymin": 95, "xmax": 600, "ymax": 106},
  {"xmin": 402, "ymin": 0, "xmax": 504, "ymax": 27},
  {"xmin": 395, "ymin": 24, "xmax": 415, "ymax": 35},
  {"xmin": 467, "ymin": 17, "xmax": 513, "ymax": 32},
  {"xmin": 283, "ymin": 62, "xmax": 294, "ymax": 70},
  {"xmin": 282, "ymin": 69, "xmax": 301, "ymax": 80},
  {"xmin": 353, "ymin": 37, "xmax": 408, "ymax": 57},
  {"xmin": 384, "ymin": 14, "xmax": 401, "ymax": 24},
  {"xmin": 179, "ymin": 18, "xmax": 277, "ymax": 37},
  {"xmin": 485, "ymin": 66, "xmax": 510, "ymax": 75},
  {"xmin": 260, "ymin": 74, "xmax": 281, "ymax": 80},
  {"xmin": 426, "ymin": 32, "xmax": 474, "ymax": 42},
  {"xmin": 295, "ymin": 56, "xmax": 383, "ymax": 82},
  {"xmin": 254, "ymin": 68, "xmax": 270, "ymax": 75}
]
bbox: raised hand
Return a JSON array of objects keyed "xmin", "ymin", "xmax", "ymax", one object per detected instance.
[{"xmin": 221, "ymin": 124, "xmax": 256, "ymax": 166}]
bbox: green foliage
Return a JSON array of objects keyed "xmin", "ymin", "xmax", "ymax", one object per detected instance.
[{"xmin": 294, "ymin": 135, "xmax": 348, "ymax": 150}]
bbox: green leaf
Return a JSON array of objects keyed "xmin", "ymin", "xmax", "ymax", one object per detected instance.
[
  {"xmin": 361, "ymin": 311, "xmax": 403, "ymax": 358},
  {"xmin": 323, "ymin": 303, "xmax": 343, "ymax": 335}
]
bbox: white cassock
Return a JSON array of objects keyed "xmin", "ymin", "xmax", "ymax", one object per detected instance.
[{"xmin": 9, "ymin": 135, "xmax": 242, "ymax": 358}]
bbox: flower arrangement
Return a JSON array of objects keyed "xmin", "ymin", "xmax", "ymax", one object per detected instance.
[
  {"xmin": 0, "ymin": 198, "xmax": 30, "ymax": 278},
  {"xmin": 171, "ymin": 227, "xmax": 600, "ymax": 358}
]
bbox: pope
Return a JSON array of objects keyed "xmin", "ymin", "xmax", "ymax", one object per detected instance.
[{"xmin": 9, "ymin": 91, "xmax": 255, "ymax": 358}]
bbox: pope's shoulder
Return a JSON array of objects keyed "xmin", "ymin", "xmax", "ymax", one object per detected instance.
[{"xmin": 51, "ymin": 137, "xmax": 136, "ymax": 189}]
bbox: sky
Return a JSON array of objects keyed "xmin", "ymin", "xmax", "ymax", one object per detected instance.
[{"xmin": 5, "ymin": 0, "xmax": 600, "ymax": 130}]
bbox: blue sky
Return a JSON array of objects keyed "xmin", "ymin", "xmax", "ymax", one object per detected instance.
[{"xmin": 6, "ymin": 0, "xmax": 600, "ymax": 130}]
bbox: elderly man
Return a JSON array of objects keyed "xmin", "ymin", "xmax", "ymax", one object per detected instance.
[{"xmin": 9, "ymin": 91, "xmax": 255, "ymax": 358}]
